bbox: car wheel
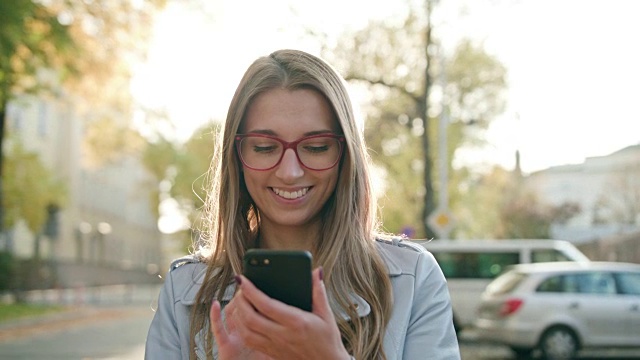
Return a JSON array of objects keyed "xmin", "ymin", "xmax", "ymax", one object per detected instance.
[
  {"xmin": 510, "ymin": 346, "xmax": 534, "ymax": 358},
  {"xmin": 539, "ymin": 326, "xmax": 578, "ymax": 360}
]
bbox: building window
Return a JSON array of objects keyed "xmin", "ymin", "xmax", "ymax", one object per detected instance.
[
  {"xmin": 8, "ymin": 104, "xmax": 23, "ymax": 131},
  {"xmin": 38, "ymin": 101, "xmax": 48, "ymax": 137}
]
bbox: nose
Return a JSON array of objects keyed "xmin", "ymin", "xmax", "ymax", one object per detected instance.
[{"xmin": 275, "ymin": 148, "xmax": 304, "ymax": 182}]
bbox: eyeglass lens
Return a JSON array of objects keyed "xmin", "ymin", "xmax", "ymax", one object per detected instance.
[{"xmin": 239, "ymin": 136, "xmax": 342, "ymax": 170}]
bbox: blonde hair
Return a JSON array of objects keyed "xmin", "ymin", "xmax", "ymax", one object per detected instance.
[{"xmin": 190, "ymin": 49, "xmax": 392, "ymax": 359}]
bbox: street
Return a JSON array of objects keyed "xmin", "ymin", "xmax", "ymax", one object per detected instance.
[
  {"xmin": 1, "ymin": 282, "xmax": 638, "ymax": 360},
  {"xmin": 458, "ymin": 330, "xmax": 640, "ymax": 359},
  {"xmin": 3, "ymin": 313, "xmax": 640, "ymax": 359},
  {"xmin": 0, "ymin": 284, "xmax": 159, "ymax": 359}
]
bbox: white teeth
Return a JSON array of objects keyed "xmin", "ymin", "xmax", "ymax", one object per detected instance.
[{"xmin": 273, "ymin": 187, "xmax": 309, "ymax": 199}]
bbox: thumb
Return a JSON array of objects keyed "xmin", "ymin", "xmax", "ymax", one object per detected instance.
[{"xmin": 312, "ymin": 266, "xmax": 334, "ymax": 320}]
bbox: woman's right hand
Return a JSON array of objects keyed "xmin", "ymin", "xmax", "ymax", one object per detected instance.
[
  {"xmin": 209, "ymin": 268, "xmax": 350, "ymax": 360},
  {"xmin": 210, "ymin": 298, "xmax": 274, "ymax": 360}
]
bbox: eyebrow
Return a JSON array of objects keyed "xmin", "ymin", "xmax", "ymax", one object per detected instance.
[{"xmin": 243, "ymin": 129, "xmax": 337, "ymax": 137}]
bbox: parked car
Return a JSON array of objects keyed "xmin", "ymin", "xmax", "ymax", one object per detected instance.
[
  {"xmin": 413, "ymin": 239, "xmax": 590, "ymax": 332},
  {"xmin": 474, "ymin": 261, "xmax": 640, "ymax": 359}
]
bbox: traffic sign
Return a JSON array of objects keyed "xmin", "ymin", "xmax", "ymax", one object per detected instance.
[{"xmin": 427, "ymin": 207, "xmax": 455, "ymax": 238}]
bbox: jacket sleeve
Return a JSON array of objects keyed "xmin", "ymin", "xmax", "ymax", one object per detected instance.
[
  {"xmin": 403, "ymin": 251, "xmax": 461, "ymax": 360},
  {"xmin": 145, "ymin": 269, "xmax": 182, "ymax": 359}
]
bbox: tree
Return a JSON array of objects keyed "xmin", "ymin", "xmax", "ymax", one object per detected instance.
[
  {"xmin": 454, "ymin": 166, "xmax": 512, "ymax": 238},
  {"xmin": 83, "ymin": 116, "xmax": 147, "ymax": 167},
  {"xmin": 142, "ymin": 124, "xmax": 218, "ymax": 250},
  {"xmin": 456, "ymin": 165, "xmax": 580, "ymax": 239},
  {"xmin": 0, "ymin": 0, "xmax": 165, "ymax": 232},
  {"xmin": 593, "ymin": 163, "xmax": 640, "ymax": 226},
  {"xmin": 499, "ymin": 192, "xmax": 581, "ymax": 239},
  {"xmin": 0, "ymin": 0, "xmax": 75, "ymax": 232},
  {"xmin": 324, "ymin": 1, "xmax": 506, "ymax": 237},
  {"xmin": 3, "ymin": 139, "xmax": 66, "ymax": 237}
]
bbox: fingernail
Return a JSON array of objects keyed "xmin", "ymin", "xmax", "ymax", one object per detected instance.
[
  {"xmin": 319, "ymin": 266, "xmax": 324, "ymax": 281},
  {"xmin": 234, "ymin": 275, "xmax": 242, "ymax": 285}
]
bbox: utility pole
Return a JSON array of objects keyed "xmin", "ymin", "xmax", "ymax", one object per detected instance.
[
  {"xmin": 421, "ymin": 0, "xmax": 437, "ymax": 239},
  {"xmin": 427, "ymin": 48, "xmax": 455, "ymax": 239}
]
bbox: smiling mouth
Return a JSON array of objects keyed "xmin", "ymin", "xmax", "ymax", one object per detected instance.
[{"xmin": 272, "ymin": 187, "xmax": 310, "ymax": 200}]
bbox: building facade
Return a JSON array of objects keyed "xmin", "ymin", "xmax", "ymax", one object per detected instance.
[
  {"xmin": 3, "ymin": 92, "xmax": 165, "ymax": 288},
  {"xmin": 524, "ymin": 145, "xmax": 640, "ymax": 243}
]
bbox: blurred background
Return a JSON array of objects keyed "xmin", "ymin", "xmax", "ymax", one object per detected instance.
[{"xmin": 0, "ymin": 1, "xmax": 639, "ymax": 356}]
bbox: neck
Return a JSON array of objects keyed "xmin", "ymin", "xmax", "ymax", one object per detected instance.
[{"xmin": 258, "ymin": 222, "xmax": 320, "ymax": 252}]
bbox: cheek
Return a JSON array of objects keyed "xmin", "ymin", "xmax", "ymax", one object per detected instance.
[
  {"xmin": 241, "ymin": 170, "xmax": 262, "ymax": 196},
  {"xmin": 323, "ymin": 169, "xmax": 340, "ymax": 193}
]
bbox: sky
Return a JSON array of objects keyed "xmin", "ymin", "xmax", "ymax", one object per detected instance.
[{"xmin": 131, "ymin": 0, "xmax": 640, "ymax": 175}]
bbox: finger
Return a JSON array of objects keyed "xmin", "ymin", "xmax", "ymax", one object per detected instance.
[
  {"xmin": 223, "ymin": 296, "xmax": 238, "ymax": 333},
  {"xmin": 237, "ymin": 275, "xmax": 297, "ymax": 318},
  {"xmin": 232, "ymin": 283, "xmax": 280, "ymax": 348},
  {"xmin": 311, "ymin": 266, "xmax": 335, "ymax": 321},
  {"xmin": 210, "ymin": 300, "xmax": 229, "ymax": 345}
]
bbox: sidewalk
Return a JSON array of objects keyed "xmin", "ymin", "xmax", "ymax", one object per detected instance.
[
  {"xmin": 0, "ymin": 284, "xmax": 161, "ymax": 343},
  {"xmin": 12, "ymin": 283, "xmax": 162, "ymax": 307},
  {"xmin": 0, "ymin": 305, "xmax": 153, "ymax": 343}
]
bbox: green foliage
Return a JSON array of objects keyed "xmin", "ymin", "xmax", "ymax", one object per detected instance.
[
  {"xmin": 361, "ymin": 91, "xmax": 425, "ymax": 235},
  {"xmin": 3, "ymin": 140, "xmax": 67, "ymax": 232},
  {"xmin": 172, "ymin": 126, "xmax": 217, "ymax": 211},
  {"xmin": 142, "ymin": 124, "xmax": 218, "ymax": 249},
  {"xmin": 1, "ymin": 0, "xmax": 165, "ymax": 107},
  {"xmin": 0, "ymin": 303, "xmax": 64, "ymax": 323},
  {"xmin": 0, "ymin": 0, "xmax": 166, "ymax": 234},
  {"xmin": 325, "ymin": 3, "xmax": 507, "ymax": 237},
  {"xmin": 83, "ymin": 116, "xmax": 147, "ymax": 167},
  {"xmin": 455, "ymin": 166, "xmax": 581, "ymax": 239},
  {"xmin": 453, "ymin": 166, "xmax": 512, "ymax": 238},
  {"xmin": 446, "ymin": 39, "xmax": 507, "ymax": 132},
  {"xmin": 0, "ymin": 251, "xmax": 15, "ymax": 292},
  {"xmin": 0, "ymin": 0, "xmax": 76, "ymax": 107}
]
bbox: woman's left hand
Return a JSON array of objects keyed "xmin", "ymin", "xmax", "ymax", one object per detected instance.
[{"xmin": 210, "ymin": 267, "xmax": 350, "ymax": 360}]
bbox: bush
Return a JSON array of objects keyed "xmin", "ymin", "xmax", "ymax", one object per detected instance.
[{"xmin": 0, "ymin": 251, "xmax": 16, "ymax": 292}]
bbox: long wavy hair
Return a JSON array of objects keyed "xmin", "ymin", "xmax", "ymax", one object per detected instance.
[{"xmin": 189, "ymin": 49, "xmax": 392, "ymax": 359}]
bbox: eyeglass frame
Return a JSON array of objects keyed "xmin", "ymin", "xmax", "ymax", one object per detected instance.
[{"xmin": 234, "ymin": 133, "xmax": 346, "ymax": 171}]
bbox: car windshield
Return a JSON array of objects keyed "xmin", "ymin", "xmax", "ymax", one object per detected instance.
[{"xmin": 485, "ymin": 270, "xmax": 526, "ymax": 295}]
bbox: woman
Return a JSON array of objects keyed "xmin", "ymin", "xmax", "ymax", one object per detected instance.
[{"xmin": 145, "ymin": 49, "xmax": 460, "ymax": 360}]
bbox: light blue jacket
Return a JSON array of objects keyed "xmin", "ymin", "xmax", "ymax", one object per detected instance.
[{"xmin": 145, "ymin": 239, "xmax": 461, "ymax": 359}]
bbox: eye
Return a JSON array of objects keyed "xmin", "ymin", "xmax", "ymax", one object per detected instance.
[
  {"xmin": 253, "ymin": 144, "xmax": 278, "ymax": 153},
  {"xmin": 300, "ymin": 138, "xmax": 334, "ymax": 154},
  {"xmin": 245, "ymin": 138, "xmax": 279, "ymax": 154},
  {"xmin": 302, "ymin": 144, "xmax": 329, "ymax": 153}
]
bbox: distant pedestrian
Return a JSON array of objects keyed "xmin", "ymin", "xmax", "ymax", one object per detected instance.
[{"xmin": 145, "ymin": 49, "xmax": 460, "ymax": 360}]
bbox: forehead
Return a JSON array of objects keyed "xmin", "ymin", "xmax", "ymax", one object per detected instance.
[{"xmin": 242, "ymin": 88, "xmax": 340, "ymax": 137}]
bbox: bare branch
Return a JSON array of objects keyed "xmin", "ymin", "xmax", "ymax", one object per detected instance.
[{"xmin": 344, "ymin": 74, "xmax": 422, "ymax": 104}]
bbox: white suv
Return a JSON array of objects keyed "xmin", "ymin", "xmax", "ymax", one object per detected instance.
[
  {"xmin": 413, "ymin": 239, "xmax": 590, "ymax": 331},
  {"xmin": 474, "ymin": 261, "xmax": 640, "ymax": 359}
]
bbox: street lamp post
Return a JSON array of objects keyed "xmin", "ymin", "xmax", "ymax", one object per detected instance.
[
  {"xmin": 75, "ymin": 222, "xmax": 92, "ymax": 264},
  {"xmin": 96, "ymin": 222, "xmax": 112, "ymax": 266}
]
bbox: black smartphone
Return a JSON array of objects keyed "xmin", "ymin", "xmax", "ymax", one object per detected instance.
[{"xmin": 242, "ymin": 249, "xmax": 313, "ymax": 312}]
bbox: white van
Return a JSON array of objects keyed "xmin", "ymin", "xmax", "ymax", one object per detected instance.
[{"xmin": 411, "ymin": 239, "xmax": 590, "ymax": 332}]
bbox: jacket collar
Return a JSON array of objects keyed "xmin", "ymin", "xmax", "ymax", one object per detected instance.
[
  {"xmin": 179, "ymin": 245, "xmax": 401, "ymax": 319},
  {"xmin": 179, "ymin": 266, "xmax": 237, "ymax": 306},
  {"xmin": 178, "ymin": 267, "xmax": 371, "ymax": 319}
]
